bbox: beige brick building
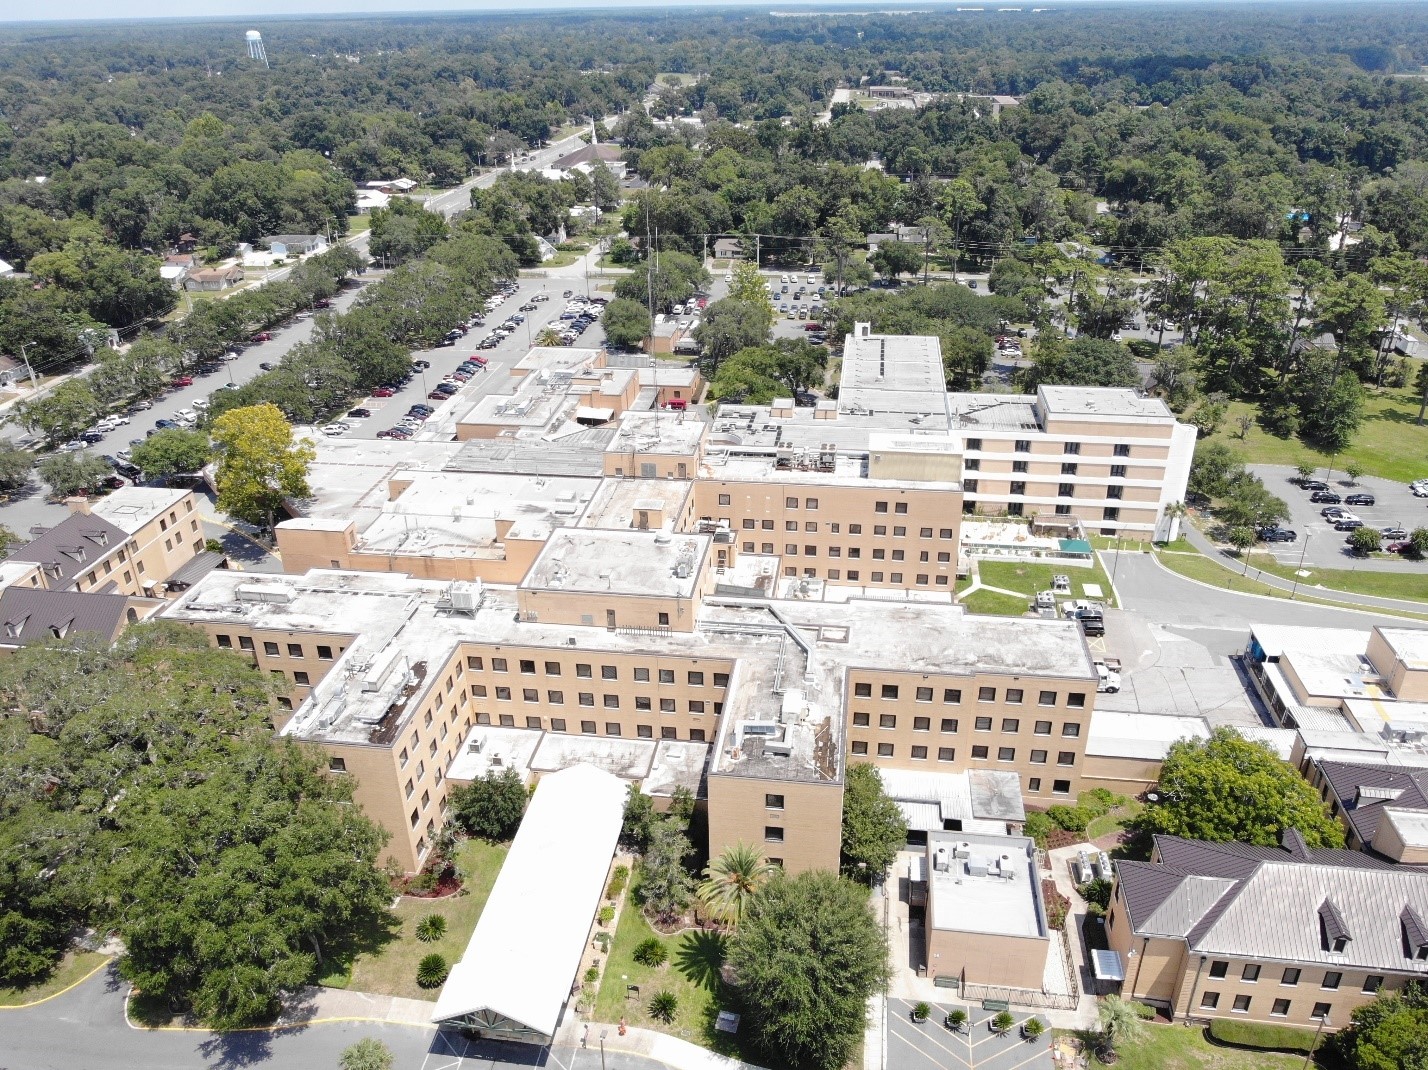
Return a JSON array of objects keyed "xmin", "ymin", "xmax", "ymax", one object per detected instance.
[{"xmin": 1108, "ymin": 834, "xmax": 1428, "ymax": 1031}]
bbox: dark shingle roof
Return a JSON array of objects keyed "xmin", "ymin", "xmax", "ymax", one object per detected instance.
[
  {"xmin": 1114, "ymin": 860, "xmax": 1190, "ymax": 929},
  {"xmin": 552, "ymin": 144, "xmax": 624, "ymax": 169},
  {"xmin": 1154, "ymin": 834, "xmax": 1398, "ymax": 874},
  {"xmin": 10, "ymin": 514, "xmax": 128, "ymax": 588},
  {"xmin": 1315, "ymin": 759, "xmax": 1428, "ymax": 849},
  {"xmin": 0, "ymin": 586, "xmax": 129, "ymax": 647}
]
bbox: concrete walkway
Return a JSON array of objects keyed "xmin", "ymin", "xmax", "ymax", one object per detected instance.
[
  {"xmin": 1176, "ymin": 521, "xmax": 1428, "ymax": 616},
  {"xmin": 556, "ymin": 1015, "xmax": 766, "ymax": 1070}
]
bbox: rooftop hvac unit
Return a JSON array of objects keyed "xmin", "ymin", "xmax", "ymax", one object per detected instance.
[
  {"xmin": 362, "ymin": 645, "xmax": 405, "ymax": 693},
  {"xmin": 933, "ymin": 846, "xmax": 950, "ymax": 872},
  {"xmin": 448, "ymin": 580, "xmax": 484, "ymax": 612},
  {"xmin": 953, "ymin": 842, "xmax": 971, "ymax": 859},
  {"xmin": 236, "ymin": 583, "xmax": 294, "ymax": 604},
  {"xmin": 1001, "ymin": 859, "xmax": 1017, "ymax": 880},
  {"xmin": 967, "ymin": 858, "xmax": 990, "ymax": 877}
]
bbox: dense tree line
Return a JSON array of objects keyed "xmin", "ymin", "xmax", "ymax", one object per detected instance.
[{"xmin": 0, "ymin": 624, "xmax": 391, "ymax": 1025}]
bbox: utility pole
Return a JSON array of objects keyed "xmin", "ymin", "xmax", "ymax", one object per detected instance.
[{"xmin": 17, "ymin": 343, "xmax": 38, "ymax": 391}]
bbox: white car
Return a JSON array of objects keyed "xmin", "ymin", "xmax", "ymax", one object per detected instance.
[
  {"xmin": 175, "ymin": 408, "xmax": 197, "ymax": 422},
  {"xmin": 98, "ymin": 414, "xmax": 129, "ymax": 430},
  {"xmin": 320, "ymin": 424, "xmax": 347, "ymax": 436},
  {"xmin": 191, "ymin": 398, "xmax": 210, "ymax": 411},
  {"xmin": 58, "ymin": 440, "xmax": 85, "ymax": 453}
]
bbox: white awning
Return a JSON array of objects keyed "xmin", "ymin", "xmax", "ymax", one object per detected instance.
[
  {"xmin": 1091, "ymin": 949, "xmax": 1125, "ymax": 982},
  {"xmin": 574, "ymin": 406, "xmax": 614, "ymax": 422},
  {"xmin": 431, "ymin": 764, "xmax": 626, "ymax": 1039}
]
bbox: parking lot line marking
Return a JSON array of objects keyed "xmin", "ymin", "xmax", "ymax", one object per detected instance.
[
  {"xmin": 888, "ymin": 1021, "xmax": 967, "ymax": 1070},
  {"xmin": 997, "ymin": 1042, "xmax": 1054, "ymax": 1070}
]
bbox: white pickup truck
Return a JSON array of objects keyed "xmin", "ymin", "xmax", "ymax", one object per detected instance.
[{"xmin": 1093, "ymin": 658, "xmax": 1122, "ymax": 694}]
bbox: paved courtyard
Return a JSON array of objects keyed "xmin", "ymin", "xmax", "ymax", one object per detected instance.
[{"xmin": 886, "ymin": 999, "xmax": 1052, "ymax": 1070}]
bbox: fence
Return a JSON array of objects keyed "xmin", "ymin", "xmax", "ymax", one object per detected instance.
[{"xmin": 960, "ymin": 982, "xmax": 1079, "ymax": 1012}]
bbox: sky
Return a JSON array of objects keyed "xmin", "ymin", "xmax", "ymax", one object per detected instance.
[{"xmin": 7, "ymin": 0, "xmax": 931, "ymax": 23}]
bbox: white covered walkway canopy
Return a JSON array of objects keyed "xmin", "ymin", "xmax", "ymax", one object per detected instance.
[{"xmin": 432, "ymin": 763, "xmax": 626, "ymax": 1042}]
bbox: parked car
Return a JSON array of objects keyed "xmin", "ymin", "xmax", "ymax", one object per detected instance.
[
  {"xmin": 1345, "ymin": 493, "xmax": 1376, "ymax": 506},
  {"xmin": 252, "ymin": 331, "xmax": 272, "ymax": 342},
  {"xmin": 1381, "ymin": 527, "xmax": 1409, "ymax": 540},
  {"xmin": 1335, "ymin": 516, "xmax": 1365, "ymax": 531},
  {"xmin": 320, "ymin": 424, "xmax": 347, "ymax": 436},
  {"xmin": 259, "ymin": 362, "xmax": 275, "ymax": 371},
  {"xmin": 155, "ymin": 419, "xmax": 179, "ymax": 430},
  {"xmin": 348, "ymin": 408, "xmax": 372, "ymax": 419},
  {"xmin": 1298, "ymin": 479, "xmax": 1329, "ymax": 491},
  {"xmin": 191, "ymin": 398, "xmax": 210, "ymax": 410},
  {"xmin": 412, "ymin": 360, "xmax": 430, "ymax": 370},
  {"xmin": 1310, "ymin": 490, "xmax": 1341, "ymax": 504},
  {"xmin": 1258, "ymin": 526, "xmax": 1297, "ymax": 542},
  {"xmin": 171, "ymin": 375, "xmax": 194, "ymax": 387},
  {"xmin": 371, "ymin": 387, "xmax": 396, "ymax": 397},
  {"xmin": 428, "ymin": 390, "xmax": 451, "ymax": 401}
]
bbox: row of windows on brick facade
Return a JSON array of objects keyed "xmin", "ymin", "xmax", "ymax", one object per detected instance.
[
  {"xmin": 759, "ymin": 562, "xmax": 955, "ymax": 586},
  {"xmin": 215, "ymin": 634, "xmax": 338, "ymax": 660},
  {"xmin": 852, "ymin": 713, "xmax": 1084, "ymax": 735},
  {"xmin": 964, "ymin": 438, "xmax": 1134, "ymax": 457},
  {"xmin": 730, "ymin": 518, "xmax": 957, "ymax": 538},
  {"xmin": 475, "ymin": 710, "xmax": 708, "ymax": 740},
  {"xmin": 852, "ymin": 683, "xmax": 1088, "ymax": 709},
  {"xmin": 471, "ymin": 684, "xmax": 722, "ymax": 713},
  {"xmin": 716, "ymin": 497, "xmax": 928, "ymax": 515},
  {"xmin": 744, "ymin": 544, "xmax": 956, "ymax": 561},
  {"xmin": 1206, "ymin": 961, "xmax": 1380, "ymax": 991},
  {"xmin": 850, "ymin": 740, "xmax": 1077, "ymax": 764},
  {"xmin": 964, "ymin": 460, "xmax": 1131, "ymax": 478},
  {"xmin": 1198, "ymin": 993, "xmax": 1334, "ymax": 1018},
  {"xmin": 466, "ymin": 656, "xmax": 727, "ymax": 686}
]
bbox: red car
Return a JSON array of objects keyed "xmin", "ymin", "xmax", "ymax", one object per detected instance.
[
  {"xmin": 171, "ymin": 375, "xmax": 194, "ymax": 387},
  {"xmin": 252, "ymin": 331, "xmax": 272, "ymax": 342},
  {"xmin": 371, "ymin": 387, "xmax": 396, "ymax": 398},
  {"xmin": 803, "ymin": 323, "xmax": 822, "ymax": 331}
]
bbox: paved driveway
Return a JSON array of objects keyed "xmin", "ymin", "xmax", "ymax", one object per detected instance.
[{"xmin": 886, "ymin": 999, "xmax": 1051, "ymax": 1070}]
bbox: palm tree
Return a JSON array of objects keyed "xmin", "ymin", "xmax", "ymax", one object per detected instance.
[
  {"xmin": 536, "ymin": 326, "xmax": 564, "ymax": 347},
  {"xmin": 696, "ymin": 842, "xmax": 777, "ymax": 927},
  {"xmin": 1097, "ymin": 995, "xmax": 1146, "ymax": 1056}
]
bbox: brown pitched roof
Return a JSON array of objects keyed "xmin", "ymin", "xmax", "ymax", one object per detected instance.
[
  {"xmin": 10, "ymin": 514, "xmax": 128, "ymax": 587},
  {"xmin": 0, "ymin": 586, "xmax": 129, "ymax": 647}
]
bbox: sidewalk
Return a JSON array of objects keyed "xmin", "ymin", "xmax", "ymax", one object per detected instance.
[
  {"xmin": 556, "ymin": 1015, "xmax": 766, "ymax": 1070},
  {"xmin": 1177, "ymin": 521, "xmax": 1428, "ymax": 616}
]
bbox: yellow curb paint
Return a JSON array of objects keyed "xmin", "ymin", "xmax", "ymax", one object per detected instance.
[{"xmin": 0, "ymin": 957, "xmax": 112, "ymax": 1010}]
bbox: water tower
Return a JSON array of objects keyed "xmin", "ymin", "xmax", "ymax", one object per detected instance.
[{"xmin": 245, "ymin": 30, "xmax": 269, "ymax": 69}]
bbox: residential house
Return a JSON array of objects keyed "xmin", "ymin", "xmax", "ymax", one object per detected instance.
[
  {"xmin": 0, "ymin": 586, "xmax": 157, "ymax": 652},
  {"xmin": 1107, "ymin": 832, "xmax": 1428, "ymax": 1030},
  {"xmin": 184, "ymin": 266, "xmax": 244, "ymax": 292},
  {"xmin": 1308, "ymin": 759, "xmax": 1428, "ymax": 864},
  {"xmin": 262, "ymin": 235, "xmax": 327, "ymax": 258}
]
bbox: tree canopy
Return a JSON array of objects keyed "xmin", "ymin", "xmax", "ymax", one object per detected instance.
[
  {"xmin": 1137, "ymin": 727, "xmax": 1344, "ymax": 848},
  {"xmin": 840, "ymin": 763, "xmax": 907, "ymax": 879},
  {"xmin": 448, "ymin": 767, "xmax": 528, "ymax": 841},
  {"xmin": 728, "ymin": 871, "xmax": 888, "ymax": 1070},
  {"xmin": 211, "ymin": 404, "xmax": 316, "ymax": 531}
]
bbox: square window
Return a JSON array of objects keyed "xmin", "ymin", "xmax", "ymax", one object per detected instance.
[
  {"xmin": 318, "ymin": 645, "xmax": 333, "ymax": 660},
  {"xmin": 937, "ymin": 747, "xmax": 955, "ymax": 761},
  {"xmin": 890, "ymin": 572, "xmax": 903, "ymax": 583},
  {"xmin": 263, "ymin": 641, "xmax": 280, "ymax": 656},
  {"xmin": 1063, "ymin": 723, "xmax": 1081, "ymax": 737},
  {"xmin": 495, "ymin": 686, "xmax": 512, "ymax": 700},
  {"xmin": 1057, "ymin": 751, "xmax": 1075, "ymax": 765},
  {"xmin": 689, "ymin": 700, "xmax": 706, "ymax": 713},
  {"xmin": 660, "ymin": 698, "xmax": 676, "ymax": 712},
  {"xmin": 329, "ymin": 757, "xmax": 347, "ymax": 773},
  {"xmin": 877, "ymin": 742, "xmax": 894, "ymax": 756},
  {"xmin": 601, "ymin": 665, "xmax": 618, "ymax": 680},
  {"xmin": 659, "ymin": 669, "xmax": 675, "ymax": 684},
  {"xmin": 940, "ymin": 718, "xmax": 959, "ymax": 732},
  {"xmin": 975, "ymin": 716, "xmax": 993, "ymax": 731},
  {"xmin": 1034, "ymin": 720, "xmax": 1052, "ymax": 734},
  {"xmin": 1232, "ymin": 994, "xmax": 1251, "ymax": 1012},
  {"xmin": 1006, "ymin": 689, "xmax": 1023, "ymax": 705},
  {"xmin": 292, "ymin": 671, "xmax": 309, "ymax": 685},
  {"xmin": 636, "ymin": 696, "xmax": 651, "ymax": 711},
  {"xmin": 1114, "ymin": 443, "xmax": 1131, "ymax": 457},
  {"xmin": 1030, "ymin": 749, "xmax": 1047, "ymax": 764},
  {"xmin": 287, "ymin": 643, "xmax": 303, "ymax": 658},
  {"xmin": 853, "ymin": 712, "xmax": 870, "ymax": 727},
  {"xmin": 1027, "ymin": 777, "xmax": 1042, "ymax": 792},
  {"xmin": 978, "ymin": 687, "xmax": 996, "ymax": 702},
  {"xmin": 605, "ymin": 722, "xmax": 621, "ymax": 735},
  {"xmin": 1010, "ymin": 481, "xmax": 1026, "ymax": 496},
  {"xmin": 660, "ymin": 726, "xmax": 676, "ymax": 740},
  {"xmin": 913, "ymin": 716, "xmax": 930, "ymax": 731},
  {"xmin": 1002, "ymin": 717, "xmax": 1020, "ymax": 732},
  {"xmin": 881, "ymin": 684, "xmax": 899, "ymax": 699},
  {"xmin": 491, "ymin": 657, "xmax": 508, "ymax": 672},
  {"xmin": 578, "ymin": 693, "xmax": 594, "ymax": 707},
  {"xmin": 1363, "ymin": 975, "xmax": 1385, "ymax": 993},
  {"xmin": 581, "ymin": 720, "xmax": 597, "ymax": 734},
  {"xmin": 718, "ymin": 493, "xmax": 731, "ymax": 506},
  {"xmin": 526, "ymin": 716, "xmax": 542, "ymax": 729},
  {"xmin": 997, "ymin": 747, "xmax": 1015, "ymax": 761},
  {"xmin": 1068, "ymin": 693, "xmax": 1087, "ymax": 709},
  {"xmin": 971, "ymin": 745, "xmax": 989, "ymax": 759},
  {"xmin": 634, "ymin": 667, "xmax": 650, "ymax": 682},
  {"xmin": 762, "ymin": 519, "xmax": 774, "ymax": 530},
  {"xmin": 603, "ymin": 695, "xmax": 619, "ymax": 709},
  {"xmin": 870, "ymin": 572, "xmax": 883, "ymax": 583},
  {"xmin": 1201, "ymin": 992, "xmax": 1220, "ymax": 1009},
  {"xmin": 911, "ymin": 745, "xmax": 928, "ymax": 759},
  {"xmin": 879, "ymin": 714, "xmax": 896, "ymax": 729},
  {"xmin": 1322, "ymin": 972, "xmax": 1341, "ymax": 990},
  {"xmin": 519, "ymin": 659, "xmax": 536, "ymax": 674},
  {"xmin": 467, "ymin": 656, "xmax": 483, "ymax": 670},
  {"xmin": 1282, "ymin": 968, "xmax": 1301, "ymax": 986},
  {"xmin": 1242, "ymin": 965, "xmax": 1261, "ymax": 982},
  {"xmin": 847, "ymin": 570, "xmax": 860, "ymax": 581},
  {"xmin": 547, "ymin": 690, "xmax": 564, "ymax": 704},
  {"xmin": 851, "ymin": 740, "xmax": 868, "ymax": 755},
  {"xmin": 766, "ymin": 794, "xmax": 785, "ymax": 809},
  {"xmin": 637, "ymin": 724, "xmax": 653, "ymax": 738},
  {"xmin": 1271, "ymin": 999, "xmax": 1290, "ymax": 1017},
  {"xmin": 765, "ymin": 826, "xmax": 784, "ymax": 843},
  {"xmin": 523, "ymin": 688, "xmax": 538, "ymax": 702},
  {"xmin": 944, "ymin": 689, "xmax": 961, "ymax": 704},
  {"xmin": 216, "ymin": 634, "xmax": 233, "ymax": 648},
  {"xmin": 576, "ymin": 664, "xmax": 592, "ymax": 679},
  {"xmin": 1052, "ymin": 779, "xmax": 1071, "ymax": 794},
  {"xmin": 1312, "ymin": 1002, "xmax": 1332, "ymax": 1020}
]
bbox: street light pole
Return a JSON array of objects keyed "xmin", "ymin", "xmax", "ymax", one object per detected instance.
[
  {"xmin": 1302, "ymin": 1014, "xmax": 1328, "ymax": 1070},
  {"xmin": 600, "ymin": 1030, "xmax": 608, "ymax": 1070},
  {"xmin": 1290, "ymin": 534, "xmax": 1312, "ymax": 600}
]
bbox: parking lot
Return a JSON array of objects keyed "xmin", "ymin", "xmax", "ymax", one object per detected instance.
[
  {"xmin": 1250, "ymin": 463, "xmax": 1428, "ymax": 571},
  {"xmin": 886, "ymin": 999, "xmax": 1051, "ymax": 1070},
  {"xmin": 326, "ymin": 276, "xmax": 610, "ymax": 443}
]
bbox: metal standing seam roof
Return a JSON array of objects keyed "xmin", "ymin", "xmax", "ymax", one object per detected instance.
[
  {"xmin": 0, "ymin": 586, "xmax": 131, "ymax": 646},
  {"xmin": 10, "ymin": 514, "xmax": 128, "ymax": 587},
  {"xmin": 431, "ymin": 763, "xmax": 626, "ymax": 1035},
  {"xmin": 1314, "ymin": 759, "xmax": 1428, "ymax": 848}
]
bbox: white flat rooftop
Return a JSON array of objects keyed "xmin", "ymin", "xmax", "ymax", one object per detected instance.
[
  {"xmin": 1037, "ymin": 385, "xmax": 1173, "ymax": 420},
  {"xmin": 522, "ymin": 529, "xmax": 709, "ymax": 598},
  {"xmin": 839, "ymin": 330, "xmax": 951, "ymax": 422},
  {"xmin": 1377, "ymin": 627, "xmax": 1428, "ymax": 670},
  {"xmin": 1087, "ymin": 711, "xmax": 1210, "ymax": 761},
  {"xmin": 927, "ymin": 832, "xmax": 1044, "ymax": 939},
  {"xmin": 606, "ymin": 410, "xmax": 706, "ymax": 455},
  {"xmin": 88, "ymin": 486, "xmax": 190, "ymax": 534}
]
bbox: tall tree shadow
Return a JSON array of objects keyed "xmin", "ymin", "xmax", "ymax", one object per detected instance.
[{"xmin": 673, "ymin": 929, "xmax": 727, "ymax": 991}]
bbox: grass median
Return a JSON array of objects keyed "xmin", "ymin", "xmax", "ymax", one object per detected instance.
[{"xmin": 0, "ymin": 950, "xmax": 109, "ymax": 1007}]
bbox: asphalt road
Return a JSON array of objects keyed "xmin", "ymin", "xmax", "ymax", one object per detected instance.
[{"xmin": 0, "ymin": 963, "xmax": 678, "ymax": 1070}]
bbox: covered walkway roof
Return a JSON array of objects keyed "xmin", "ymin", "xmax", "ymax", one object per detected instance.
[{"xmin": 431, "ymin": 763, "xmax": 626, "ymax": 1040}]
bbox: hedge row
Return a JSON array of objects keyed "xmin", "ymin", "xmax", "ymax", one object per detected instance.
[{"xmin": 1208, "ymin": 1017, "xmax": 1319, "ymax": 1053}]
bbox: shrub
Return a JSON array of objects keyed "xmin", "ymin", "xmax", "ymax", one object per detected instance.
[
  {"xmin": 633, "ymin": 937, "xmax": 668, "ymax": 967},
  {"xmin": 1046, "ymin": 804, "xmax": 1093, "ymax": 833},
  {"xmin": 1208, "ymin": 1018, "xmax": 1318, "ymax": 1053},
  {"xmin": 1128, "ymin": 1001, "xmax": 1157, "ymax": 1021},
  {"xmin": 649, "ymin": 990, "xmax": 679, "ymax": 1023},
  {"xmin": 945, "ymin": 1008, "xmax": 968, "ymax": 1031},
  {"xmin": 585, "ymin": 965, "xmax": 601, "ymax": 984},
  {"xmin": 1080, "ymin": 788, "xmax": 1125, "ymax": 816},
  {"xmin": 1078, "ymin": 877, "xmax": 1113, "ymax": 910},
  {"xmin": 416, "ymin": 953, "xmax": 449, "ymax": 988},
  {"xmin": 912, "ymin": 1001, "xmax": 931, "ymax": 1021},
  {"xmin": 415, "ymin": 914, "xmax": 447, "ymax": 942},
  {"xmin": 1023, "ymin": 811, "xmax": 1055, "ymax": 848},
  {"xmin": 606, "ymin": 864, "xmax": 630, "ymax": 900},
  {"xmin": 597, "ymin": 905, "xmax": 615, "ymax": 927},
  {"xmin": 1022, "ymin": 1017, "xmax": 1045, "ymax": 1040},
  {"xmin": 594, "ymin": 931, "xmax": 612, "ymax": 951},
  {"xmin": 1042, "ymin": 878, "xmax": 1070, "ymax": 930},
  {"xmin": 992, "ymin": 1010, "xmax": 1015, "ymax": 1034}
]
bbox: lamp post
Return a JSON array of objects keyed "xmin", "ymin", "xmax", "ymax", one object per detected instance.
[
  {"xmin": 1290, "ymin": 533, "xmax": 1312, "ymax": 600},
  {"xmin": 1302, "ymin": 1014, "xmax": 1329, "ymax": 1069},
  {"xmin": 600, "ymin": 1029, "xmax": 608, "ymax": 1070}
]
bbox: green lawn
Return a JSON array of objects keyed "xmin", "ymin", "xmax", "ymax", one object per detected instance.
[
  {"xmin": 320, "ymin": 838, "xmax": 508, "ymax": 1001},
  {"xmin": 0, "ymin": 950, "xmax": 109, "ymax": 1007},
  {"xmin": 1240, "ymin": 547, "xmax": 1428, "ymax": 604},
  {"xmin": 962, "ymin": 589, "xmax": 1034, "ymax": 616},
  {"xmin": 595, "ymin": 879, "xmax": 775, "ymax": 1067},
  {"xmin": 975, "ymin": 557, "xmax": 1120, "ymax": 608},
  {"xmin": 1072, "ymin": 1022, "xmax": 1323, "ymax": 1070},
  {"xmin": 1086, "ymin": 800, "xmax": 1143, "ymax": 842},
  {"xmin": 1206, "ymin": 390, "xmax": 1428, "ymax": 485}
]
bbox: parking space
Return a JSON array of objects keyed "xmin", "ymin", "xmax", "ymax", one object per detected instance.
[
  {"xmin": 886, "ymin": 999, "xmax": 1051, "ymax": 1070},
  {"xmin": 1251, "ymin": 464, "xmax": 1428, "ymax": 571}
]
